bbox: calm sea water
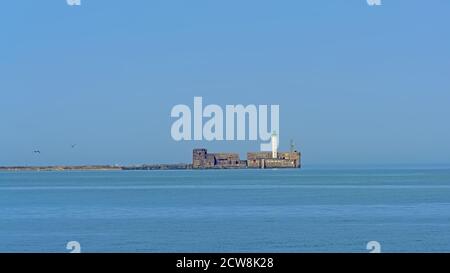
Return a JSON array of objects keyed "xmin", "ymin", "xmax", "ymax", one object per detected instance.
[{"xmin": 1, "ymin": 169, "xmax": 450, "ymax": 253}]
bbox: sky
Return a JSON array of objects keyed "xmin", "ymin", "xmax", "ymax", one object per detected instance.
[{"xmin": 0, "ymin": 0, "xmax": 449, "ymax": 167}]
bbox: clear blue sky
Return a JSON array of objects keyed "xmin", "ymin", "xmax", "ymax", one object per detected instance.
[{"xmin": 1, "ymin": 0, "xmax": 449, "ymax": 167}]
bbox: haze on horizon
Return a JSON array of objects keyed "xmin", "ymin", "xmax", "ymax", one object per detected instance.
[{"xmin": 1, "ymin": 1, "xmax": 449, "ymax": 167}]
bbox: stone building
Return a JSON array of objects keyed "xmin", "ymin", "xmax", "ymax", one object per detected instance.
[
  {"xmin": 192, "ymin": 149, "xmax": 247, "ymax": 169},
  {"xmin": 247, "ymin": 151, "xmax": 301, "ymax": 168},
  {"xmin": 247, "ymin": 132, "xmax": 301, "ymax": 168},
  {"xmin": 192, "ymin": 149, "xmax": 301, "ymax": 169}
]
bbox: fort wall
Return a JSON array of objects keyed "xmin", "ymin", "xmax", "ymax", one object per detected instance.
[{"xmin": 194, "ymin": 149, "xmax": 301, "ymax": 169}]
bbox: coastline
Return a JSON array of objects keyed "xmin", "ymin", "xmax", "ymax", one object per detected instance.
[
  {"xmin": 0, "ymin": 166, "xmax": 124, "ymax": 172},
  {"xmin": 0, "ymin": 164, "xmax": 191, "ymax": 172}
]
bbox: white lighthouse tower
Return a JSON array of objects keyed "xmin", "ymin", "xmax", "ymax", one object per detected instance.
[{"xmin": 271, "ymin": 131, "xmax": 278, "ymax": 159}]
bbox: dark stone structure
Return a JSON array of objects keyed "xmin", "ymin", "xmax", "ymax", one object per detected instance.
[
  {"xmin": 247, "ymin": 151, "xmax": 301, "ymax": 168},
  {"xmin": 193, "ymin": 149, "xmax": 247, "ymax": 169}
]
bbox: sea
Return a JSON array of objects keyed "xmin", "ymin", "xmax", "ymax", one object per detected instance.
[{"xmin": 0, "ymin": 169, "xmax": 450, "ymax": 253}]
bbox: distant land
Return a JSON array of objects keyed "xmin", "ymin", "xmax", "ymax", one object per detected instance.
[
  {"xmin": 0, "ymin": 164, "xmax": 191, "ymax": 172},
  {"xmin": 1, "ymin": 140, "xmax": 301, "ymax": 171}
]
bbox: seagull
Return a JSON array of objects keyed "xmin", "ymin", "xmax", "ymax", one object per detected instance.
[{"xmin": 33, "ymin": 150, "xmax": 41, "ymax": 154}]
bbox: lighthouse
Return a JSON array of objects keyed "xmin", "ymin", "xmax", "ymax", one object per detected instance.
[{"xmin": 271, "ymin": 131, "xmax": 278, "ymax": 159}]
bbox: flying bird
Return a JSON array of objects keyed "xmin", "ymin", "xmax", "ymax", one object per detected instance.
[{"xmin": 33, "ymin": 150, "xmax": 41, "ymax": 154}]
